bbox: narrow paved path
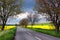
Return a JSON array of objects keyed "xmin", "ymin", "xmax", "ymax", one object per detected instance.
[{"xmin": 14, "ymin": 27, "xmax": 60, "ymax": 40}]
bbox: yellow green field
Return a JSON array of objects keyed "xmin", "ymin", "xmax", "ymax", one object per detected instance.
[
  {"xmin": 27, "ymin": 24, "xmax": 60, "ymax": 30},
  {"xmin": 0, "ymin": 23, "xmax": 60, "ymax": 30},
  {"xmin": 0, "ymin": 25, "xmax": 16, "ymax": 30}
]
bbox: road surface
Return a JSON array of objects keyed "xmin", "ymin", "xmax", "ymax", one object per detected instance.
[{"xmin": 14, "ymin": 27, "xmax": 60, "ymax": 40}]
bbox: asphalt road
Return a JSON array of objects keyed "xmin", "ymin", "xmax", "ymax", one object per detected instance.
[{"xmin": 14, "ymin": 27, "xmax": 60, "ymax": 40}]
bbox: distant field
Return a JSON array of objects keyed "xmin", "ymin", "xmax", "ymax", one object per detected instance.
[
  {"xmin": 27, "ymin": 23, "xmax": 60, "ymax": 30},
  {"xmin": 0, "ymin": 25, "xmax": 16, "ymax": 30}
]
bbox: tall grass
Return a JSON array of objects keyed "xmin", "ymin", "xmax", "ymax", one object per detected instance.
[{"xmin": 0, "ymin": 28, "xmax": 16, "ymax": 40}]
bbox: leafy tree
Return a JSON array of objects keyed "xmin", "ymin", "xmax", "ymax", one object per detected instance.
[
  {"xmin": 19, "ymin": 19, "xmax": 28, "ymax": 28},
  {"xmin": 0, "ymin": 0, "xmax": 23, "ymax": 30},
  {"xmin": 35, "ymin": 0, "xmax": 60, "ymax": 32}
]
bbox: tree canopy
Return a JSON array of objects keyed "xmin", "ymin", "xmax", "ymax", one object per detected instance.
[
  {"xmin": 35, "ymin": 0, "xmax": 60, "ymax": 32},
  {"xmin": 0, "ymin": 0, "xmax": 23, "ymax": 30}
]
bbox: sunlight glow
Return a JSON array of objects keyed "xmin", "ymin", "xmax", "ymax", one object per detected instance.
[{"xmin": 17, "ymin": 12, "xmax": 29, "ymax": 19}]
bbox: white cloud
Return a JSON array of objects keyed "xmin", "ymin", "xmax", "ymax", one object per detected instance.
[{"xmin": 17, "ymin": 12, "xmax": 29, "ymax": 19}]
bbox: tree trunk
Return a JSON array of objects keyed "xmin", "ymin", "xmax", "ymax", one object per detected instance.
[
  {"xmin": 55, "ymin": 23, "xmax": 59, "ymax": 33},
  {"xmin": 56, "ymin": 14, "xmax": 59, "ymax": 32},
  {"xmin": 25, "ymin": 25, "xmax": 27, "ymax": 28},
  {"xmin": 48, "ymin": 14, "xmax": 59, "ymax": 33},
  {"xmin": 1, "ymin": 21, "xmax": 6, "ymax": 30},
  {"xmin": 1, "ymin": 24, "xmax": 5, "ymax": 30},
  {"xmin": 31, "ymin": 23, "xmax": 34, "ymax": 28},
  {"xmin": 1, "ymin": 19, "xmax": 7, "ymax": 30}
]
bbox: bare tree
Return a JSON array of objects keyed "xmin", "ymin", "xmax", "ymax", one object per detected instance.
[
  {"xmin": 28, "ymin": 12, "xmax": 39, "ymax": 27},
  {"xmin": 35, "ymin": 0, "xmax": 60, "ymax": 32},
  {"xmin": 0, "ymin": 0, "xmax": 23, "ymax": 30}
]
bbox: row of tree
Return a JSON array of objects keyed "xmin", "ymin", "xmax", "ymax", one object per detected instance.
[
  {"xmin": 19, "ymin": 12, "xmax": 40, "ymax": 28},
  {"xmin": 35, "ymin": 0, "xmax": 60, "ymax": 32},
  {"xmin": 0, "ymin": 0, "xmax": 23, "ymax": 30}
]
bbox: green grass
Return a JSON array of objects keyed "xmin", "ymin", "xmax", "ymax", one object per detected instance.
[
  {"xmin": 0, "ymin": 28, "xmax": 16, "ymax": 40},
  {"xmin": 28, "ymin": 28, "xmax": 60, "ymax": 38}
]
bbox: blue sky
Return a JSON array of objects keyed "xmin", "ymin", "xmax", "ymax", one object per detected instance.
[{"xmin": 22, "ymin": 0, "xmax": 35, "ymax": 12}]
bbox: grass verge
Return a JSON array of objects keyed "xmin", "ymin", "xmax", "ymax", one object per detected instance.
[
  {"xmin": 0, "ymin": 28, "xmax": 16, "ymax": 40},
  {"xmin": 27, "ymin": 28, "xmax": 60, "ymax": 38}
]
